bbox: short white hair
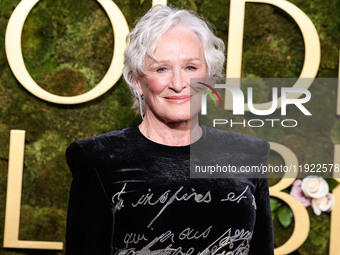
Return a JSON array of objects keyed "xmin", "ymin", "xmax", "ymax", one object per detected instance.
[{"xmin": 123, "ymin": 5, "xmax": 225, "ymax": 113}]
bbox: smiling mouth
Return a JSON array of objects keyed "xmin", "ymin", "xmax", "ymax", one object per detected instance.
[{"xmin": 163, "ymin": 95, "xmax": 191, "ymax": 104}]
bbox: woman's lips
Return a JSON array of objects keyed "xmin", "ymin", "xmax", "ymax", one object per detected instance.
[{"xmin": 163, "ymin": 95, "xmax": 191, "ymax": 104}]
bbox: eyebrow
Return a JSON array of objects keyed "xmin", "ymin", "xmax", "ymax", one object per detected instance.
[{"xmin": 147, "ymin": 58, "xmax": 203, "ymax": 67}]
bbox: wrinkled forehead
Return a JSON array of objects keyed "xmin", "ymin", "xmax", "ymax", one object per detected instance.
[{"xmin": 145, "ymin": 25, "xmax": 205, "ymax": 64}]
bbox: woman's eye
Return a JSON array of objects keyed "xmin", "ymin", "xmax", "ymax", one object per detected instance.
[
  {"xmin": 156, "ymin": 67, "xmax": 167, "ymax": 73},
  {"xmin": 187, "ymin": 66, "xmax": 197, "ymax": 71}
]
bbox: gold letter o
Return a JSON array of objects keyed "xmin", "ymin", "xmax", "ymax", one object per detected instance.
[{"xmin": 5, "ymin": 0, "xmax": 129, "ymax": 104}]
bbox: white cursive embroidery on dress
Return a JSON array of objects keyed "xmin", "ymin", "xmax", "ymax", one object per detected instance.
[
  {"xmin": 131, "ymin": 186, "xmax": 211, "ymax": 228},
  {"xmin": 221, "ymin": 186, "xmax": 249, "ymax": 203},
  {"xmin": 112, "ymin": 183, "xmax": 127, "ymax": 212},
  {"xmin": 115, "ymin": 227, "xmax": 253, "ymax": 255},
  {"xmin": 251, "ymin": 194, "xmax": 257, "ymax": 210}
]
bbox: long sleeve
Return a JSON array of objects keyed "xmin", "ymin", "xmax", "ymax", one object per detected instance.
[
  {"xmin": 65, "ymin": 142, "xmax": 114, "ymax": 255},
  {"xmin": 247, "ymin": 138, "xmax": 274, "ymax": 254},
  {"xmin": 249, "ymin": 177, "xmax": 274, "ymax": 254}
]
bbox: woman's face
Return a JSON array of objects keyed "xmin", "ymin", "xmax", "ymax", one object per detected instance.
[{"xmin": 136, "ymin": 26, "xmax": 208, "ymax": 123}]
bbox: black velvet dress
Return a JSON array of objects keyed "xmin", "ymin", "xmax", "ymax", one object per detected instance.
[{"xmin": 65, "ymin": 125, "xmax": 274, "ymax": 255}]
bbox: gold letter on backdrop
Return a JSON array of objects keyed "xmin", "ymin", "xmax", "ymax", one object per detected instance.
[
  {"xmin": 152, "ymin": 0, "xmax": 167, "ymax": 5},
  {"xmin": 5, "ymin": 0, "xmax": 129, "ymax": 104},
  {"xmin": 330, "ymin": 145, "xmax": 340, "ymax": 255},
  {"xmin": 268, "ymin": 142, "xmax": 310, "ymax": 255},
  {"xmin": 337, "ymin": 50, "xmax": 340, "ymax": 116},
  {"xmin": 3, "ymin": 130, "xmax": 63, "ymax": 250},
  {"xmin": 329, "ymin": 52, "xmax": 340, "ymax": 255},
  {"xmin": 226, "ymin": 0, "xmax": 321, "ymax": 111}
]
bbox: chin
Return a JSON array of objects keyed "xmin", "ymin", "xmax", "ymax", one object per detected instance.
[
  {"xmin": 165, "ymin": 116, "xmax": 190, "ymax": 124},
  {"xmin": 161, "ymin": 111, "xmax": 191, "ymax": 123},
  {"xmin": 162, "ymin": 106, "xmax": 201, "ymax": 123}
]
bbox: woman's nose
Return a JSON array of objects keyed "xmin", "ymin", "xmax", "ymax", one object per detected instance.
[{"xmin": 170, "ymin": 69, "xmax": 187, "ymax": 92}]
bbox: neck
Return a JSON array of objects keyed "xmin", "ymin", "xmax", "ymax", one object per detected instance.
[{"xmin": 138, "ymin": 112, "xmax": 202, "ymax": 146}]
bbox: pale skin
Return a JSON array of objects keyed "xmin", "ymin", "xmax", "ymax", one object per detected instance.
[{"xmin": 135, "ymin": 26, "xmax": 208, "ymax": 146}]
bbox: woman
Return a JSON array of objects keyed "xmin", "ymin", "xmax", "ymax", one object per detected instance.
[{"xmin": 65, "ymin": 5, "xmax": 274, "ymax": 255}]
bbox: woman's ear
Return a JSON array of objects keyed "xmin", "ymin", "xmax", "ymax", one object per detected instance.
[{"xmin": 133, "ymin": 77, "xmax": 143, "ymax": 96}]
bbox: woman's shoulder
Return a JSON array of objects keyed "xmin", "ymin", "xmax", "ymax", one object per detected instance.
[
  {"xmin": 66, "ymin": 125, "xmax": 139, "ymax": 158},
  {"xmin": 201, "ymin": 125, "xmax": 270, "ymax": 154},
  {"xmin": 195, "ymin": 126, "xmax": 270, "ymax": 179},
  {"xmin": 76, "ymin": 125, "xmax": 137, "ymax": 144}
]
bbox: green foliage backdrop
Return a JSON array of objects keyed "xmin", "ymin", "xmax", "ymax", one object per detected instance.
[{"xmin": 0, "ymin": 0, "xmax": 339, "ymax": 254}]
